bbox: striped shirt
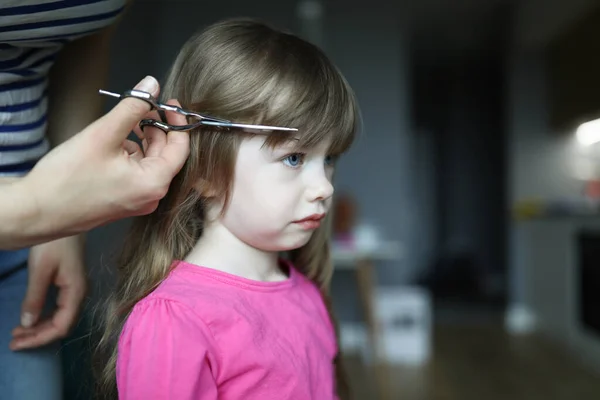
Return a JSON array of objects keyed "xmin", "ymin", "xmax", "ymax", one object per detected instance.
[
  {"xmin": 0, "ymin": 0, "xmax": 126, "ymax": 273},
  {"xmin": 0, "ymin": 0, "xmax": 126, "ymax": 176}
]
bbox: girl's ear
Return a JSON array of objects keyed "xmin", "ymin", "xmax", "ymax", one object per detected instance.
[
  {"xmin": 193, "ymin": 179, "xmax": 227, "ymax": 223},
  {"xmin": 193, "ymin": 179, "xmax": 218, "ymax": 198}
]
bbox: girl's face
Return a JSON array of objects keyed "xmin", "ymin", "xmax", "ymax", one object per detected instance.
[{"xmin": 217, "ymin": 134, "xmax": 336, "ymax": 252}]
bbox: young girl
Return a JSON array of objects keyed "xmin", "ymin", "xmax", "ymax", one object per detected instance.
[{"xmin": 96, "ymin": 17, "xmax": 359, "ymax": 399}]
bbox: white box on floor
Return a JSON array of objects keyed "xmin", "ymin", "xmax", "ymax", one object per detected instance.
[{"xmin": 374, "ymin": 286, "xmax": 432, "ymax": 365}]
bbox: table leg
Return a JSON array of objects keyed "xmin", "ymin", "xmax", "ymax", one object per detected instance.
[{"xmin": 355, "ymin": 259, "xmax": 392, "ymax": 400}]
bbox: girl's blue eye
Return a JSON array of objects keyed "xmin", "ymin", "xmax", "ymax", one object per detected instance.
[
  {"xmin": 325, "ymin": 155, "xmax": 337, "ymax": 166},
  {"xmin": 283, "ymin": 153, "xmax": 304, "ymax": 168}
]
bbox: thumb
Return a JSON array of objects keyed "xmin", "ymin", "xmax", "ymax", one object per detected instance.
[
  {"xmin": 21, "ymin": 265, "xmax": 53, "ymax": 328},
  {"xmin": 101, "ymin": 76, "xmax": 160, "ymax": 146}
]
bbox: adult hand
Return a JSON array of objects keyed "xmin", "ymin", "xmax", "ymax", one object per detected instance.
[
  {"xmin": 13, "ymin": 76, "xmax": 190, "ymax": 247},
  {"xmin": 9, "ymin": 235, "xmax": 86, "ymax": 351}
]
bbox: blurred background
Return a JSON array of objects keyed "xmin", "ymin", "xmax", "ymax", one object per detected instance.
[{"xmin": 62, "ymin": 0, "xmax": 600, "ymax": 399}]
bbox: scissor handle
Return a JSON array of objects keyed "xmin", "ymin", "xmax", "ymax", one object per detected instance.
[
  {"xmin": 139, "ymin": 118, "xmax": 206, "ymax": 133},
  {"xmin": 123, "ymin": 90, "xmax": 231, "ymax": 124}
]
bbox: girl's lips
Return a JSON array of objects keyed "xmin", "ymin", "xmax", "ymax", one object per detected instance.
[
  {"xmin": 294, "ymin": 213, "xmax": 325, "ymax": 223},
  {"xmin": 293, "ymin": 214, "xmax": 325, "ymax": 230}
]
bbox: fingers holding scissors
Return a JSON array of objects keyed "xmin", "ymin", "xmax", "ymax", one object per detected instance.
[
  {"xmin": 132, "ymin": 110, "xmax": 156, "ymax": 140},
  {"xmin": 98, "ymin": 86, "xmax": 190, "ymax": 187},
  {"xmin": 142, "ymin": 99, "xmax": 188, "ymax": 158}
]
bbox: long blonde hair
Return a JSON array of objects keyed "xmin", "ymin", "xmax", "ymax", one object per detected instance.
[{"xmin": 95, "ymin": 18, "xmax": 359, "ymax": 399}]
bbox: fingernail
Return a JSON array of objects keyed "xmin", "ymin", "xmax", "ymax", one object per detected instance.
[
  {"xmin": 21, "ymin": 312, "xmax": 34, "ymax": 328},
  {"xmin": 135, "ymin": 75, "xmax": 158, "ymax": 93}
]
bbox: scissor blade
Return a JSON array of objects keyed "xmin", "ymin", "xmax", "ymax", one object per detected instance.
[
  {"xmin": 98, "ymin": 89, "xmax": 122, "ymax": 99},
  {"xmin": 201, "ymin": 120, "xmax": 298, "ymax": 132}
]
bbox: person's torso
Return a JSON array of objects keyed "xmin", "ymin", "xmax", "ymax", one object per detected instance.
[
  {"xmin": 0, "ymin": 0, "xmax": 126, "ymax": 272},
  {"xmin": 0, "ymin": 0, "xmax": 126, "ymax": 176},
  {"xmin": 154, "ymin": 261, "xmax": 339, "ymax": 399}
]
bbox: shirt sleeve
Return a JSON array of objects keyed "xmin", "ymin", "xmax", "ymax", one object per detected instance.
[{"xmin": 116, "ymin": 297, "xmax": 220, "ymax": 400}]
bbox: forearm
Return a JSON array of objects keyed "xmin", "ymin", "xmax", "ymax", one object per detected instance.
[
  {"xmin": 0, "ymin": 176, "xmax": 95, "ymax": 250},
  {"xmin": 0, "ymin": 180, "xmax": 40, "ymax": 249}
]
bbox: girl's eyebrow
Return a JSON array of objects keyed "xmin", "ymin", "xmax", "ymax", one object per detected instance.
[{"xmin": 274, "ymin": 138, "xmax": 301, "ymax": 149}]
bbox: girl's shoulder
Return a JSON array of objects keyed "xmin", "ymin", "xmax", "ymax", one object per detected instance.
[{"xmin": 124, "ymin": 295, "xmax": 211, "ymax": 334}]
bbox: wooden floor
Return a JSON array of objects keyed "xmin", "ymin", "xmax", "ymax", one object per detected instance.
[{"xmin": 344, "ymin": 323, "xmax": 600, "ymax": 400}]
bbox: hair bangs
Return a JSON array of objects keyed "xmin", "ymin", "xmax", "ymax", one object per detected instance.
[
  {"xmin": 253, "ymin": 41, "xmax": 359, "ymax": 156},
  {"xmin": 172, "ymin": 20, "xmax": 359, "ymax": 157}
]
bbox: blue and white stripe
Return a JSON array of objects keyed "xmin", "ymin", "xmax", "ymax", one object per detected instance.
[{"xmin": 0, "ymin": 0, "xmax": 126, "ymax": 177}]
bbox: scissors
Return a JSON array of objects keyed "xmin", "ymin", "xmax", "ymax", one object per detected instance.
[{"xmin": 98, "ymin": 89, "xmax": 298, "ymax": 133}]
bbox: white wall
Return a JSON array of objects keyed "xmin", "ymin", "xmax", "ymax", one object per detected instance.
[{"xmin": 506, "ymin": 49, "xmax": 584, "ymax": 205}]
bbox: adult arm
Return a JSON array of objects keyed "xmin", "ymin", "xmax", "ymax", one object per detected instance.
[
  {"xmin": 9, "ymin": 17, "xmax": 118, "ymax": 350},
  {"xmin": 0, "ymin": 76, "xmax": 190, "ymax": 250}
]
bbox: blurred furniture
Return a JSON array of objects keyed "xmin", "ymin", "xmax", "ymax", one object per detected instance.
[
  {"xmin": 375, "ymin": 286, "xmax": 432, "ymax": 365},
  {"xmin": 332, "ymin": 240, "xmax": 403, "ymax": 400},
  {"xmin": 578, "ymin": 230, "xmax": 600, "ymax": 338},
  {"xmin": 514, "ymin": 218, "xmax": 600, "ymax": 375}
]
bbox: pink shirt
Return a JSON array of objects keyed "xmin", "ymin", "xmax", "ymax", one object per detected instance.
[{"xmin": 116, "ymin": 260, "xmax": 339, "ymax": 399}]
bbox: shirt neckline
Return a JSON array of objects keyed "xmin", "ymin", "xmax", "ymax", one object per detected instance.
[{"xmin": 171, "ymin": 259, "xmax": 299, "ymax": 292}]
